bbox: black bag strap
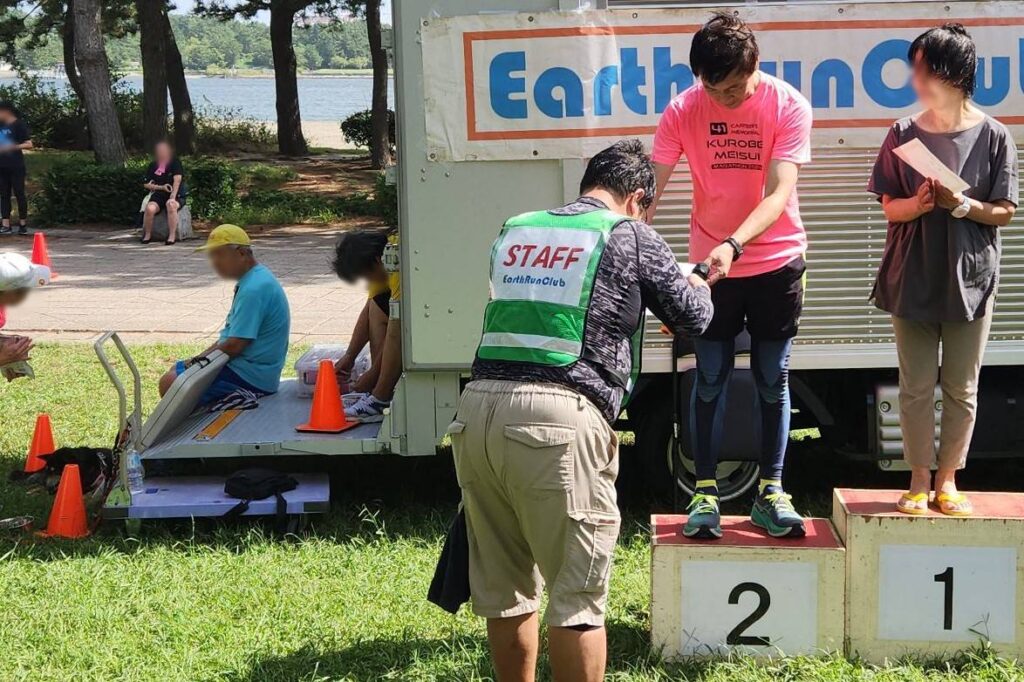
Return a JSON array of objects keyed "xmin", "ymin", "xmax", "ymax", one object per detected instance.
[
  {"xmin": 225, "ymin": 499, "xmax": 250, "ymax": 518},
  {"xmin": 223, "ymin": 493, "xmax": 288, "ymax": 532}
]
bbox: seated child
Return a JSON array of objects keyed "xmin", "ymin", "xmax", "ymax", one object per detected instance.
[{"xmin": 332, "ymin": 228, "xmax": 402, "ymax": 423}]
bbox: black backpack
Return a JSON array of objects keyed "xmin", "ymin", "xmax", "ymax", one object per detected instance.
[{"xmin": 224, "ymin": 468, "xmax": 298, "ymax": 530}]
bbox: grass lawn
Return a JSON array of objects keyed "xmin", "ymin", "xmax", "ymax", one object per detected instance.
[{"xmin": 1, "ymin": 344, "xmax": 1023, "ymax": 681}]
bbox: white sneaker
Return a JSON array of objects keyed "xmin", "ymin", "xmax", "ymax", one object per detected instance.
[
  {"xmin": 342, "ymin": 392, "xmax": 369, "ymax": 409},
  {"xmin": 345, "ymin": 394, "xmax": 390, "ymax": 423}
]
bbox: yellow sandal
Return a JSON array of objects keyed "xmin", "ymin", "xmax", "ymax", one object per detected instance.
[
  {"xmin": 935, "ymin": 491, "xmax": 973, "ymax": 517},
  {"xmin": 896, "ymin": 492, "xmax": 930, "ymax": 515}
]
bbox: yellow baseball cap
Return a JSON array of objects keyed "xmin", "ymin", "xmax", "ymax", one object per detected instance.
[{"xmin": 195, "ymin": 224, "xmax": 252, "ymax": 252}]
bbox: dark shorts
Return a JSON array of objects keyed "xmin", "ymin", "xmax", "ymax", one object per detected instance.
[
  {"xmin": 703, "ymin": 257, "xmax": 806, "ymax": 341},
  {"xmin": 149, "ymin": 192, "xmax": 186, "ymax": 213},
  {"xmin": 372, "ymin": 290, "xmax": 391, "ymax": 315},
  {"xmin": 174, "ymin": 360, "xmax": 268, "ymax": 405}
]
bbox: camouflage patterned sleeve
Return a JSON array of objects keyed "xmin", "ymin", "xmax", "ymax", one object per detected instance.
[{"xmin": 633, "ymin": 221, "xmax": 714, "ymax": 337}]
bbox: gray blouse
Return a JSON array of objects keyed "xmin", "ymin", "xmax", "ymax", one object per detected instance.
[{"xmin": 868, "ymin": 115, "xmax": 1018, "ymax": 323}]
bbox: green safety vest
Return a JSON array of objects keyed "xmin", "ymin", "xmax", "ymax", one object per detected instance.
[{"xmin": 476, "ymin": 208, "xmax": 643, "ymax": 397}]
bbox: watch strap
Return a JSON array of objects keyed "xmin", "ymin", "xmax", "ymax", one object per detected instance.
[{"xmin": 723, "ymin": 237, "xmax": 743, "ymax": 262}]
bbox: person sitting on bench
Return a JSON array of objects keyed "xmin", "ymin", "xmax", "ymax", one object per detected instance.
[
  {"xmin": 159, "ymin": 225, "xmax": 291, "ymax": 405},
  {"xmin": 331, "ymin": 227, "xmax": 402, "ymax": 423},
  {"xmin": 141, "ymin": 140, "xmax": 187, "ymax": 246}
]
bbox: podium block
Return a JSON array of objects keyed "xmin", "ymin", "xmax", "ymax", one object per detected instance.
[
  {"xmin": 834, "ymin": 489, "xmax": 1024, "ymax": 663},
  {"xmin": 651, "ymin": 515, "xmax": 845, "ymax": 658}
]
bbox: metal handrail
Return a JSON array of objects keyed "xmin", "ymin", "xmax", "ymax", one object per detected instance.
[{"xmin": 93, "ymin": 329, "xmax": 144, "ymax": 493}]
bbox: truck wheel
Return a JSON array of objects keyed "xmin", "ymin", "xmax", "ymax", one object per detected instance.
[{"xmin": 634, "ymin": 393, "xmax": 759, "ymax": 502}]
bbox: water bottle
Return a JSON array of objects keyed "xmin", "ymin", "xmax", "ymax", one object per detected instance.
[{"xmin": 125, "ymin": 447, "xmax": 145, "ymax": 494}]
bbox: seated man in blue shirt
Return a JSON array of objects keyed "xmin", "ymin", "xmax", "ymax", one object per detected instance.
[{"xmin": 158, "ymin": 224, "xmax": 291, "ymax": 405}]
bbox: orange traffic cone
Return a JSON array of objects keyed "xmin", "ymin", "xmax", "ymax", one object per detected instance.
[
  {"xmin": 39, "ymin": 464, "xmax": 90, "ymax": 538},
  {"xmin": 24, "ymin": 413, "xmax": 56, "ymax": 473},
  {"xmin": 31, "ymin": 232, "xmax": 56, "ymax": 279},
  {"xmin": 296, "ymin": 359, "xmax": 357, "ymax": 433}
]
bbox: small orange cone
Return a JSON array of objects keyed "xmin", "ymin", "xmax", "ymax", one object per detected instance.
[
  {"xmin": 297, "ymin": 359, "xmax": 357, "ymax": 433},
  {"xmin": 24, "ymin": 413, "xmax": 56, "ymax": 473},
  {"xmin": 39, "ymin": 464, "xmax": 90, "ymax": 539},
  {"xmin": 31, "ymin": 232, "xmax": 56, "ymax": 279}
]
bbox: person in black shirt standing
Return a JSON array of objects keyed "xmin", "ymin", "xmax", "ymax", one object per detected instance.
[
  {"xmin": 0, "ymin": 102, "xmax": 33, "ymax": 236},
  {"xmin": 141, "ymin": 140, "xmax": 187, "ymax": 245}
]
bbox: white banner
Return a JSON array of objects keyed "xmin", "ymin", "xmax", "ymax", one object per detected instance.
[{"xmin": 421, "ymin": 1, "xmax": 1024, "ymax": 161}]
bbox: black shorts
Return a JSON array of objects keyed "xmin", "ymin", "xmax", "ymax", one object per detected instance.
[
  {"xmin": 702, "ymin": 256, "xmax": 806, "ymax": 341},
  {"xmin": 372, "ymin": 290, "xmax": 391, "ymax": 314}
]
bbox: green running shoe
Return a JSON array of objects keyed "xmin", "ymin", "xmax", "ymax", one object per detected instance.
[
  {"xmin": 682, "ymin": 492, "xmax": 722, "ymax": 539},
  {"xmin": 750, "ymin": 488, "xmax": 806, "ymax": 538}
]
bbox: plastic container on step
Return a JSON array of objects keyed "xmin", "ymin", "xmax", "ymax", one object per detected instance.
[{"xmin": 294, "ymin": 345, "xmax": 349, "ymax": 398}]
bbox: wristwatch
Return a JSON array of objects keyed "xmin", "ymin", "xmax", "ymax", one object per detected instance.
[
  {"xmin": 951, "ymin": 195, "xmax": 971, "ymax": 219},
  {"xmin": 723, "ymin": 237, "xmax": 743, "ymax": 262},
  {"xmin": 691, "ymin": 262, "xmax": 711, "ymax": 282}
]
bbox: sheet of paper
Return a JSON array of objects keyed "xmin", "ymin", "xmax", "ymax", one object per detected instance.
[
  {"xmin": 893, "ymin": 138, "xmax": 970, "ymax": 194},
  {"xmin": 678, "ymin": 262, "xmax": 695, "ymax": 277}
]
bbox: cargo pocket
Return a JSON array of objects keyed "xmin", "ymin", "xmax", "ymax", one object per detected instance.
[
  {"xmin": 565, "ymin": 512, "xmax": 620, "ymax": 593},
  {"xmin": 503, "ymin": 423, "xmax": 575, "ymax": 499},
  {"xmin": 447, "ymin": 420, "xmax": 475, "ymax": 488}
]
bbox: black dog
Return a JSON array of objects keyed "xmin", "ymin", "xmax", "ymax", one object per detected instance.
[{"xmin": 8, "ymin": 447, "xmax": 115, "ymax": 502}]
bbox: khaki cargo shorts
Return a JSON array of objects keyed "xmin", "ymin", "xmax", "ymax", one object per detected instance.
[{"xmin": 448, "ymin": 379, "xmax": 620, "ymax": 627}]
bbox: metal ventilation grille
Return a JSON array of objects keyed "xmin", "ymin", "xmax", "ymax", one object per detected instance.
[{"xmin": 646, "ymin": 147, "xmax": 1024, "ymax": 349}]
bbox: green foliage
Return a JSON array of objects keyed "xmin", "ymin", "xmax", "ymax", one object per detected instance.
[
  {"xmin": 193, "ymin": 106, "xmax": 277, "ymax": 153},
  {"xmin": 340, "ymin": 108, "xmax": 396, "ymax": 150},
  {"xmin": 37, "ymin": 160, "xmax": 146, "ymax": 224},
  {"xmin": 0, "ymin": 76, "xmax": 87, "ymax": 149},
  {"xmin": 237, "ymin": 162, "xmax": 299, "ymax": 190},
  {"xmin": 214, "ymin": 188, "xmax": 375, "ymax": 225},
  {"xmin": 186, "ymin": 157, "xmax": 243, "ymax": 219},
  {"xmin": 374, "ymin": 171, "xmax": 398, "ymax": 226},
  {"xmin": 33, "ymin": 155, "xmax": 387, "ymax": 227},
  {"xmin": 36, "ymin": 157, "xmax": 241, "ymax": 224},
  {"xmin": 10, "ymin": 13, "xmax": 381, "ymax": 73}
]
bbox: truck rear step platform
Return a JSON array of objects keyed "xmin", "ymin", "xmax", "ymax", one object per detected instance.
[
  {"xmin": 102, "ymin": 473, "xmax": 330, "ymax": 520},
  {"xmin": 142, "ymin": 380, "xmax": 383, "ymax": 460}
]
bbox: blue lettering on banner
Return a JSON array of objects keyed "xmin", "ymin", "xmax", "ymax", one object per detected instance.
[{"xmin": 485, "ymin": 35, "xmax": 1024, "ymax": 120}]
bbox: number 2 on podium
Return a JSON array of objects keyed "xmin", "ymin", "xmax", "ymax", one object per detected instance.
[{"xmin": 726, "ymin": 582, "xmax": 771, "ymax": 646}]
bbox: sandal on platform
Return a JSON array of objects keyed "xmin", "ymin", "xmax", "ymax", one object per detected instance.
[
  {"xmin": 935, "ymin": 491, "xmax": 973, "ymax": 517},
  {"xmin": 896, "ymin": 492, "xmax": 930, "ymax": 515}
]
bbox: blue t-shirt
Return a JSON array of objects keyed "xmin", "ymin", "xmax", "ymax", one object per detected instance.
[{"xmin": 219, "ymin": 264, "xmax": 290, "ymax": 392}]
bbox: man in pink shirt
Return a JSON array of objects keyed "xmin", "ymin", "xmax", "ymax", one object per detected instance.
[{"xmin": 650, "ymin": 13, "xmax": 812, "ymax": 540}]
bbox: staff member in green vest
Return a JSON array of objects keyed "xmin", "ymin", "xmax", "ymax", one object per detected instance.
[{"xmin": 453, "ymin": 140, "xmax": 713, "ymax": 682}]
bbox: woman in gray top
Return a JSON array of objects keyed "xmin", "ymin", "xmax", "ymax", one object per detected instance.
[{"xmin": 869, "ymin": 24, "xmax": 1018, "ymax": 516}]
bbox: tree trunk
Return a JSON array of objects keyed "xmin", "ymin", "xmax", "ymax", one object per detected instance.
[
  {"xmin": 135, "ymin": 0, "xmax": 168, "ymax": 150},
  {"xmin": 269, "ymin": 3, "xmax": 307, "ymax": 156},
  {"xmin": 61, "ymin": 1, "xmax": 84, "ymax": 100},
  {"xmin": 162, "ymin": 6, "xmax": 195, "ymax": 155},
  {"xmin": 365, "ymin": 0, "xmax": 392, "ymax": 169},
  {"xmin": 73, "ymin": 0, "xmax": 128, "ymax": 164}
]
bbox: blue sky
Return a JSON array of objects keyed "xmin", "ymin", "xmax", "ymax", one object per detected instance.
[{"xmin": 171, "ymin": 1, "xmax": 393, "ymax": 23}]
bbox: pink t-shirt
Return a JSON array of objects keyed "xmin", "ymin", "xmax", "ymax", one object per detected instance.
[
  {"xmin": 652, "ymin": 72, "xmax": 812, "ymax": 278},
  {"xmin": 0, "ymin": 306, "xmax": 5, "ymax": 329}
]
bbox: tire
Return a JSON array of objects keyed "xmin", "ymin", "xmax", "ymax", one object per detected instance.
[{"xmin": 633, "ymin": 387, "xmax": 759, "ymax": 503}]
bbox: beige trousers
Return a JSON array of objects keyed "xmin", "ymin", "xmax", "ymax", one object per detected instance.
[
  {"xmin": 449, "ymin": 380, "xmax": 620, "ymax": 627},
  {"xmin": 891, "ymin": 298, "xmax": 994, "ymax": 470}
]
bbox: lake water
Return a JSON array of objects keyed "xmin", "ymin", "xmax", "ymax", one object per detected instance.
[{"xmin": 0, "ymin": 74, "xmax": 395, "ymax": 122}]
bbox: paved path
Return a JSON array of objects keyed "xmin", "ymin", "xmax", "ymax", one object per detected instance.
[{"xmin": 1, "ymin": 227, "xmax": 367, "ymax": 345}]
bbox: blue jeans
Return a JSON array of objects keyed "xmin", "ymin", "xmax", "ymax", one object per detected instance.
[
  {"xmin": 174, "ymin": 360, "xmax": 269, "ymax": 405},
  {"xmin": 690, "ymin": 337, "xmax": 793, "ymax": 482}
]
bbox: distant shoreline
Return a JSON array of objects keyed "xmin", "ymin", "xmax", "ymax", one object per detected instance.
[{"xmin": 0, "ymin": 69, "xmax": 389, "ymax": 80}]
